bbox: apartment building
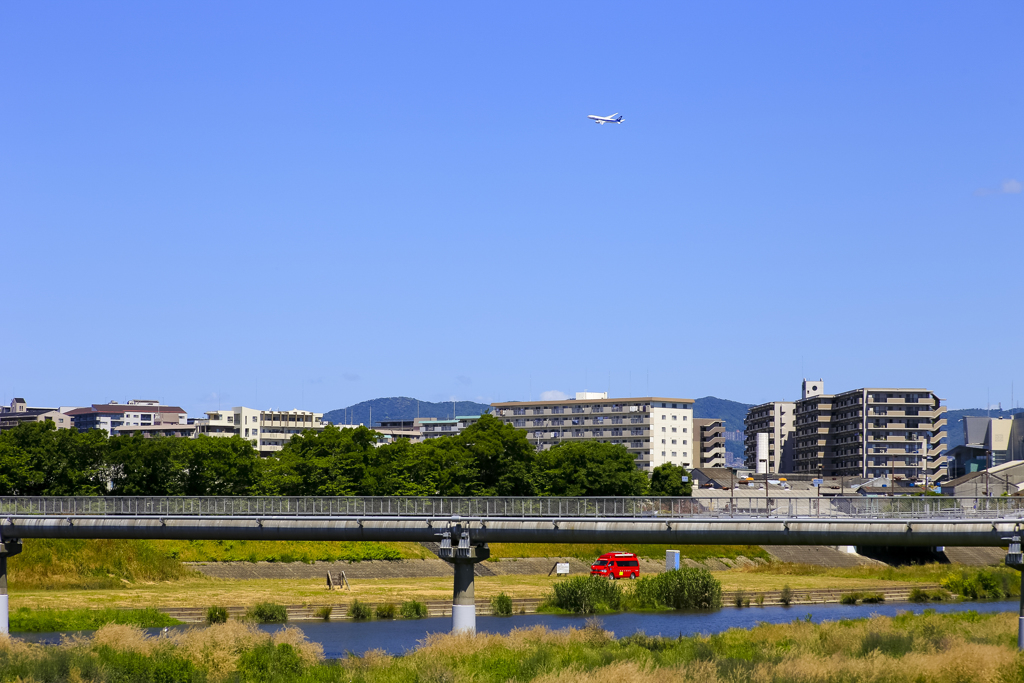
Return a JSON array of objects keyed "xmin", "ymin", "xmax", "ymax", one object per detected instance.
[
  {"xmin": 418, "ymin": 415, "xmax": 482, "ymax": 440},
  {"xmin": 693, "ymin": 418, "xmax": 726, "ymax": 468},
  {"xmin": 0, "ymin": 398, "xmax": 74, "ymax": 432},
  {"xmin": 789, "ymin": 380, "xmax": 947, "ymax": 484},
  {"xmin": 67, "ymin": 400, "xmax": 188, "ymax": 433},
  {"xmin": 743, "ymin": 400, "xmax": 796, "ymax": 474},
  {"xmin": 195, "ymin": 407, "xmax": 326, "ymax": 454},
  {"xmin": 491, "ymin": 393, "xmax": 695, "ymax": 470}
]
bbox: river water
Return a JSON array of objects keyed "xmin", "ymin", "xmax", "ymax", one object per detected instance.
[{"xmin": 14, "ymin": 600, "xmax": 1018, "ymax": 659}]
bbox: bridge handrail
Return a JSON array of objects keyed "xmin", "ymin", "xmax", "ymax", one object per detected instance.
[{"xmin": 1, "ymin": 496, "xmax": 1023, "ymax": 520}]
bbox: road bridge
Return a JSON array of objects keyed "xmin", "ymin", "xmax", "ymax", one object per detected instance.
[{"xmin": 1, "ymin": 495, "xmax": 1021, "ymax": 634}]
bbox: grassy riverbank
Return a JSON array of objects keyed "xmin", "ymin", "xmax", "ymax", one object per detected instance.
[
  {"xmin": 1, "ymin": 610, "xmax": 1021, "ymax": 682},
  {"xmin": 9, "ymin": 607, "xmax": 181, "ymax": 633}
]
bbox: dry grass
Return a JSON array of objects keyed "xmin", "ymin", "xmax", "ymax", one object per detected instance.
[{"xmin": 489, "ymin": 543, "xmax": 770, "ymax": 561}]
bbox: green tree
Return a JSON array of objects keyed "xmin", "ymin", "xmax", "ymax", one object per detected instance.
[
  {"xmin": 649, "ymin": 462, "xmax": 692, "ymax": 496},
  {"xmin": 179, "ymin": 435, "xmax": 259, "ymax": 496},
  {"xmin": 107, "ymin": 433, "xmax": 187, "ymax": 496},
  {"xmin": 257, "ymin": 426, "xmax": 383, "ymax": 496},
  {"xmin": 0, "ymin": 421, "xmax": 108, "ymax": 495},
  {"xmin": 401, "ymin": 437, "xmax": 480, "ymax": 496},
  {"xmin": 535, "ymin": 441, "xmax": 649, "ymax": 496},
  {"xmin": 458, "ymin": 414, "xmax": 537, "ymax": 496}
]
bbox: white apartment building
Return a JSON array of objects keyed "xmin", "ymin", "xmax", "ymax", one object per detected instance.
[
  {"xmin": 491, "ymin": 393, "xmax": 695, "ymax": 470},
  {"xmin": 743, "ymin": 400, "xmax": 796, "ymax": 474},
  {"xmin": 195, "ymin": 407, "xmax": 326, "ymax": 454}
]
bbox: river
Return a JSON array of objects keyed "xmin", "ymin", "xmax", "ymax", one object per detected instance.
[{"xmin": 13, "ymin": 600, "xmax": 1018, "ymax": 659}]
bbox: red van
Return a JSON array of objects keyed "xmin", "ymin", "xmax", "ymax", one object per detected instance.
[{"xmin": 590, "ymin": 552, "xmax": 640, "ymax": 579}]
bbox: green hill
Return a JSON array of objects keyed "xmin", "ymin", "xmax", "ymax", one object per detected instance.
[
  {"xmin": 692, "ymin": 396, "xmax": 753, "ymax": 433},
  {"xmin": 323, "ymin": 397, "xmax": 491, "ymax": 426}
]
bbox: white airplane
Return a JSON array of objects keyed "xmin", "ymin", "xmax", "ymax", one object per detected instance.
[{"xmin": 588, "ymin": 113, "xmax": 624, "ymax": 125}]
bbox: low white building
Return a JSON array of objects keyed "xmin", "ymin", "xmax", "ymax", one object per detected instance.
[{"xmin": 195, "ymin": 407, "xmax": 326, "ymax": 454}]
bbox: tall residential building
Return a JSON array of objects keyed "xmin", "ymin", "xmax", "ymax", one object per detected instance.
[
  {"xmin": 195, "ymin": 407, "xmax": 326, "ymax": 454},
  {"xmin": 0, "ymin": 398, "xmax": 74, "ymax": 432},
  {"xmin": 789, "ymin": 380, "xmax": 947, "ymax": 483},
  {"xmin": 67, "ymin": 400, "xmax": 187, "ymax": 433},
  {"xmin": 693, "ymin": 418, "xmax": 726, "ymax": 468},
  {"xmin": 491, "ymin": 393, "xmax": 695, "ymax": 470},
  {"xmin": 743, "ymin": 401, "xmax": 796, "ymax": 474}
]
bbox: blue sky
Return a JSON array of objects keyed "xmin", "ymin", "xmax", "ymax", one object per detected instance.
[{"xmin": 1, "ymin": 1, "xmax": 1021, "ymax": 416}]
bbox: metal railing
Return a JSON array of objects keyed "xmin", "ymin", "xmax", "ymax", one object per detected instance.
[{"xmin": 1, "ymin": 496, "xmax": 1024, "ymax": 520}]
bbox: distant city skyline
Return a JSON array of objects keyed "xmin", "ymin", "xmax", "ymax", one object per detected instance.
[{"xmin": 2, "ymin": 2, "xmax": 1020, "ymax": 419}]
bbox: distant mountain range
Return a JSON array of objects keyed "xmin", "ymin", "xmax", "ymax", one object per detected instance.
[{"xmin": 323, "ymin": 397, "xmax": 491, "ymax": 426}]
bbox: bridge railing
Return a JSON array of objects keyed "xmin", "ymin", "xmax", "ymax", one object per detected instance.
[{"xmin": 1, "ymin": 496, "xmax": 1024, "ymax": 519}]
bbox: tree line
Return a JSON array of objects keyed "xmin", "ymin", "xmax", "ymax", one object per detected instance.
[{"xmin": 0, "ymin": 415, "xmax": 692, "ymax": 497}]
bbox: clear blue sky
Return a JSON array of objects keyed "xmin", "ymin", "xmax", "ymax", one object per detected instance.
[{"xmin": 2, "ymin": 1, "xmax": 1021, "ymax": 416}]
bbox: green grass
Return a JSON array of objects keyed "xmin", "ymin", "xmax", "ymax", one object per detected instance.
[
  {"xmin": 9, "ymin": 606, "xmax": 181, "ymax": 632},
  {"xmin": 151, "ymin": 538, "xmax": 433, "ymax": 563},
  {"xmin": 488, "ymin": 543, "xmax": 770, "ymax": 561},
  {"xmin": 739, "ymin": 560, "xmax": 954, "ymax": 583},
  {"xmin": 8, "ymin": 539, "xmax": 196, "ymax": 590},
  {"xmin": 245, "ymin": 602, "xmax": 288, "ymax": 623}
]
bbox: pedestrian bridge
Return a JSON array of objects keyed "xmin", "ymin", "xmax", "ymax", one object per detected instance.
[{"xmin": 1, "ymin": 495, "xmax": 1021, "ymax": 547}]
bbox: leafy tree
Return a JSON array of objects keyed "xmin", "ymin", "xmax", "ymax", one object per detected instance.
[
  {"xmin": 257, "ymin": 426, "xmax": 384, "ymax": 496},
  {"xmin": 107, "ymin": 433, "xmax": 187, "ymax": 496},
  {"xmin": 649, "ymin": 462, "xmax": 692, "ymax": 496},
  {"xmin": 0, "ymin": 438, "xmax": 40, "ymax": 495},
  {"xmin": 0, "ymin": 421, "xmax": 108, "ymax": 495},
  {"xmin": 401, "ymin": 437, "xmax": 480, "ymax": 496},
  {"xmin": 535, "ymin": 441, "xmax": 649, "ymax": 496},
  {"xmin": 179, "ymin": 436, "xmax": 259, "ymax": 496},
  {"xmin": 458, "ymin": 415, "xmax": 537, "ymax": 496}
]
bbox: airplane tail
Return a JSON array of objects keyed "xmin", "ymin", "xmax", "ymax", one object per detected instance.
[{"xmin": 616, "ymin": 115, "xmax": 624, "ymax": 123}]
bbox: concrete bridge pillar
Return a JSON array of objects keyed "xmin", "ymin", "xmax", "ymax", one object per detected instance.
[
  {"xmin": 436, "ymin": 520, "xmax": 489, "ymax": 635},
  {"xmin": 0, "ymin": 536, "xmax": 23, "ymax": 635}
]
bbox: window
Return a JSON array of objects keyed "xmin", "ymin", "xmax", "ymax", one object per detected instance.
[
  {"xmin": 672, "ymin": 451, "xmax": 677, "ymax": 457},
  {"xmin": 671, "ymin": 439, "xmax": 677, "ymax": 445},
  {"xmin": 661, "ymin": 415, "xmax": 666, "ymax": 420},
  {"xmin": 671, "ymin": 427, "xmax": 677, "ymax": 433},
  {"xmin": 661, "ymin": 427, "xmax": 666, "ymax": 432},
  {"xmin": 683, "ymin": 440, "xmax": 687, "ymax": 445},
  {"xmin": 661, "ymin": 439, "xmax": 666, "ymax": 444},
  {"xmin": 672, "ymin": 415, "xmax": 677, "ymax": 421}
]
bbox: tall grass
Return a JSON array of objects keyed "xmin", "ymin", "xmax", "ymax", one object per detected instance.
[
  {"xmin": 150, "ymin": 539, "xmax": 428, "ymax": 563},
  {"xmin": 1, "ymin": 610, "xmax": 1021, "ymax": 682},
  {"xmin": 399, "ymin": 600, "xmax": 428, "ymax": 619},
  {"xmin": 8, "ymin": 538, "xmax": 195, "ymax": 589},
  {"xmin": 545, "ymin": 568, "xmax": 722, "ymax": 614},
  {"xmin": 245, "ymin": 603, "xmax": 287, "ymax": 623},
  {"xmin": 9, "ymin": 607, "xmax": 181, "ymax": 632}
]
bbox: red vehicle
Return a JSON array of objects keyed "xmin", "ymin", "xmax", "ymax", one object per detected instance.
[{"xmin": 590, "ymin": 552, "xmax": 640, "ymax": 580}]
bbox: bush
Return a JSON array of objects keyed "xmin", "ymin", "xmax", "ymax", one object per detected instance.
[
  {"xmin": 375, "ymin": 602, "xmax": 397, "ymax": 619},
  {"xmin": 841, "ymin": 591, "xmax": 885, "ymax": 605},
  {"xmin": 755, "ymin": 593, "xmax": 765, "ymax": 607},
  {"xmin": 734, "ymin": 590, "xmax": 747, "ymax": 608},
  {"xmin": 491, "ymin": 592, "xmax": 514, "ymax": 616},
  {"xmin": 780, "ymin": 585, "xmax": 793, "ymax": 606},
  {"xmin": 348, "ymin": 599, "xmax": 372, "ymax": 620},
  {"xmin": 313, "ymin": 605, "xmax": 333, "ymax": 620},
  {"xmin": 840, "ymin": 592, "xmax": 861, "ymax": 605},
  {"xmin": 910, "ymin": 587, "xmax": 953, "ymax": 603},
  {"xmin": 400, "ymin": 600, "xmax": 429, "ymax": 619},
  {"xmin": 206, "ymin": 606, "xmax": 228, "ymax": 624},
  {"xmin": 245, "ymin": 602, "xmax": 287, "ymax": 623},
  {"xmin": 861, "ymin": 592, "xmax": 885, "ymax": 604},
  {"xmin": 236, "ymin": 643, "xmax": 304, "ymax": 683},
  {"xmin": 549, "ymin": 575, "xmax": 623, "ymax": 613},
  {"xmin": 621, "ymin": 568, "xmax": 722, "ymax": 611},
  {"xmin": 942, "ymin": 566, "xmax": 1021, "ymax": 600}
]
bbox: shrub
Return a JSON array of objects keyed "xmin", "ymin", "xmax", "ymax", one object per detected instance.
[
  {"xmin": 734, "ymin": 590, "xmax": 747, "ymax": 608},
  {"xmin": 375, "ymin": 602, "xmax": 397, "ymax": 619},
  {"xmin": 491, "ymin": 592, "xmax": 514, "ymax": 616},
  {"xmin": 840, "ymin": 592, "xmax": 862, "ymax": 605},
  {"xmin": 348, "ymin": 599, "xmax": 372, "ymax": 620},
  {"xmin": 652, "ymin": 568, "xmax": 723, "ymax": 610},
  {"xmin": 550, "ymin": 575, "xmax": 623, "ymax": 613},
  {"xmin": 246, "ymin": 602, "xmax": 288, "ymax": 623},
  {"xmin": 400, "ymin": 600, "xmax": 429, "ymax": 619},
  {"xmin": 206, "ymin": 606, "xmax": 228, "ymax": 624},
  {"xmin": 755, "ymin": 593, "xmax": 765, "ymax": 607},
  {"xmin": 942, "ymin": 566, "xmax": 1021, "ymax": 600},
  {"xmin": 861, "ymin": 592, "xmax": 885, "ymax": 604},
  {"xmin": 780, "ymin": 585, "xmax": 793, "ymax": 606},
  {"xmin": 313, "ymin": 605, "xmax": 333, "ymax": 620}
]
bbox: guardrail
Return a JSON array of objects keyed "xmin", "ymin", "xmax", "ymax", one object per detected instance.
[{"xmin": 1, "ymin": 496, "xmax": 1024, "ymax": 519}]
